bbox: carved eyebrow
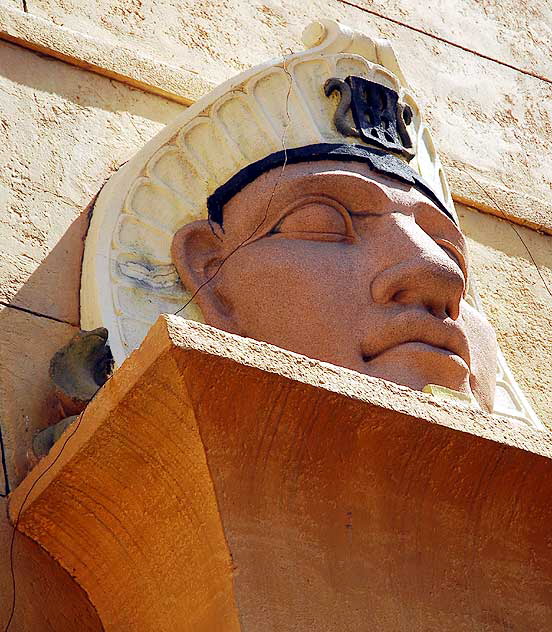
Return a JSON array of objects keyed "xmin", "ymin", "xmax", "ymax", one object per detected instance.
[
  {"xmin": 435, "ymin": 237, "xmax": 469, "ymax": 285},
  {"xmin": 411, "ymin": 199, "xmax": 450, "ymax": 214},
  {"xmin": 409, "ymin": 201, "xmax": 469, "ymax": 281}
]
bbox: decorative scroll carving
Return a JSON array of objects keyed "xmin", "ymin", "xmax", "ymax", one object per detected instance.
[{"xmin": 324, "ymin": 76, "xmax": 414, "ymax": 159}]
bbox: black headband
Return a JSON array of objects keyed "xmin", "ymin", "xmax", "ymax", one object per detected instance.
[{"xmin": 207, "ymin": 143, "xmax": 456, "ymax": 227}]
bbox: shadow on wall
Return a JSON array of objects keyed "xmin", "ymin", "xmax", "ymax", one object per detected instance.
[
  {"xmin": 459, "ymin": 205, "xmax": 552, "ymax": 310},
  {"xmin": 0, "ymin": 40, "xmax": 190, "ymax": 629},
  {"xmin": 460, "ymin": 205, "xmax": 552, "ymax": 265},
  {"xmin": 458, "ymin": 204, "xmax": 552, "ymax": 424},
  {"xmin": 0, "ymin": 202, "xmax": 94, "ymax": 631},
  {"xmin": 0, "ymin": 40, "xmax": 174, "ymax": 124},
  {"xmin": 0, "ymin": 204, "xmax": 90, "ymax": 494},
  {"xmin": 0, "ymin": 39, "xmax": 185, "ymax": 495}
]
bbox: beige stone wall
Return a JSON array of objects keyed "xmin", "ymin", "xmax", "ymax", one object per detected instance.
[
  {"xmin": 0, "ymin": 5, "xmax": 551, "ymax": 621},
  {"xmin": 0, "ymin": 37, "xmax": 185, "ymax": 624},
  {"xmin": 3, "ymin": 1, "xmax": 552, "ymax": 232}
]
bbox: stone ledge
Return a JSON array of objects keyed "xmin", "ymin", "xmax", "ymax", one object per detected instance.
[
  {"xmin": 0, "ymin": 4, "xmax": 212, "ymax": 106},
  {"xmin": 9, "ymin": 314, "xmax": 552, "ymax": 502},
  {"xmin": 8, "ymin": 315, "xmax": 552, "ymax": 630}
]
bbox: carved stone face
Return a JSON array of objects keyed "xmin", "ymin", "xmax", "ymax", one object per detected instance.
[{"xmin": 172, "ymin": 160, "xmax": 497, "ymax": 411}]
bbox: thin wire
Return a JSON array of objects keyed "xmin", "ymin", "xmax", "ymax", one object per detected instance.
[
  {"xmin": 461, "ymin": 168, "xmax": 552, "ymax": 299},
  {"xmin": 174, "ymin": 55, "xmax": 294, "ymax": 316},
  {"xmin": 3, "ymin": 403, "xmax": 91, "ymax": 631},
  {"xmin": 0, "ymin": 421, "xmax": 10, "ymax": 498}
]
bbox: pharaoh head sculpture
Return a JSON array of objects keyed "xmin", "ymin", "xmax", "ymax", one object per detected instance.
[
  {"xmin": 172, "ymin": 155, "xmax": 496, "ymax": 410},
  {"xmin": 82, "ymin": 20, "xmax": 540, "ymax": 423}
]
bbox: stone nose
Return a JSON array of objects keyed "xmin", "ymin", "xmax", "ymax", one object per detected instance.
[{"xmin": 369, "ymin": 214, "xmax": 465, "ymax": 320}]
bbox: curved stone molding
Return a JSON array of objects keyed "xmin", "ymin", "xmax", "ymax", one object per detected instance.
[{"xmin": 81, "ymin": 18, "xmax": 542, "ymax": 429}]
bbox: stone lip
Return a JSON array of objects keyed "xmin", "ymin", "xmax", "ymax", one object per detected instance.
[{"xmin": 0, "ymin": 4, "xmax": 209, "ymax": 105}]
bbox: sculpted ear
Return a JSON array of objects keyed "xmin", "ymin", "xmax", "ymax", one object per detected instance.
[{"xmin": 171, "ymin": 220, "xmax": 233, "ymax": 328}]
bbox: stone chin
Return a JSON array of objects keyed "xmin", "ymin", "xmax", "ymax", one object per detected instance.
[{"xmin": 171, "ymin": 160, "xmax": 498, "ymax": 413}]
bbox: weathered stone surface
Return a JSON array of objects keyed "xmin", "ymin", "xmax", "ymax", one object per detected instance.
[
  {"xmin": 375, "ymin": 18, "xmax": 552, "ymax": 236},
  {"xmin": 350, "ymin": 0, "xmax": 552, "ymax": 81},
  {"xmin": 9, "ymin": 316, "xmax": 552, "ymax": 630},
  {"xmin": 0, "ymin": 3, "xmax": 210, "ymax": 105},
  {"xmin": 20, "ymin": 0, "xmax": 552, "ymax": 83},
  {"xmin": 0, "ymin": 39, "xmax": 185, "ymax": 323},
  {"xmin": 0, "ymin": 499, "xmax": 103, "ymax": 631},
  {"xmin": 459, "ymin": 203, "xmax": 552, "ymax": 428}
]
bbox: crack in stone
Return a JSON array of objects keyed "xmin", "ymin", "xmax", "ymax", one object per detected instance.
[
  {"xmin": 0, "ymin": 300, "xmax": 77, "ymax": 327},
  {"xmin": 338, "ymin": 0, "xmax": 552, "ymax": 87}
]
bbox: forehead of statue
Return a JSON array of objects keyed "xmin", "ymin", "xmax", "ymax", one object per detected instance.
[{"xmin": 217, "ymin": 160, "xmax": 457, "ymax": 238}]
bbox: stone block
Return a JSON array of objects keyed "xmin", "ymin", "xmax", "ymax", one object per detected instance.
[
  {"xmin": 0, "ymin": 4, "xmax": 210, "ymax": 105},
  {"xmin": 9, "ymin": 315, "xmax": 552, "ymax": 630},
  {"xmin": 350, "ymin": 0, "xmax": 552, "ymax": 81},
  {"xmin": 0, "ymin": 499, "xmax": 103, "ymax": 632}
]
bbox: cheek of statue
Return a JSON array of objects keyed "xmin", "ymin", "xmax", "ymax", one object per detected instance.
[{"xmin": 212, "ymin": 236, "xmax": 374, "ymax": 374}]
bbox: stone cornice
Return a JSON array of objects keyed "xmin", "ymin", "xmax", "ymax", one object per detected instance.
[
  {"xmin": 8, "ymin": 315, "xmax": 552, "ymax": 629},
  {"xmin": 0, "ymin": 4, "xmax": 213, "ymax": 106}
]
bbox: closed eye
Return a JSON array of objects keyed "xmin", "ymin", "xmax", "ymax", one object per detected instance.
[{"xmin": 270, "ymin": 195, "xmax": 355, "ymax": 243}]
